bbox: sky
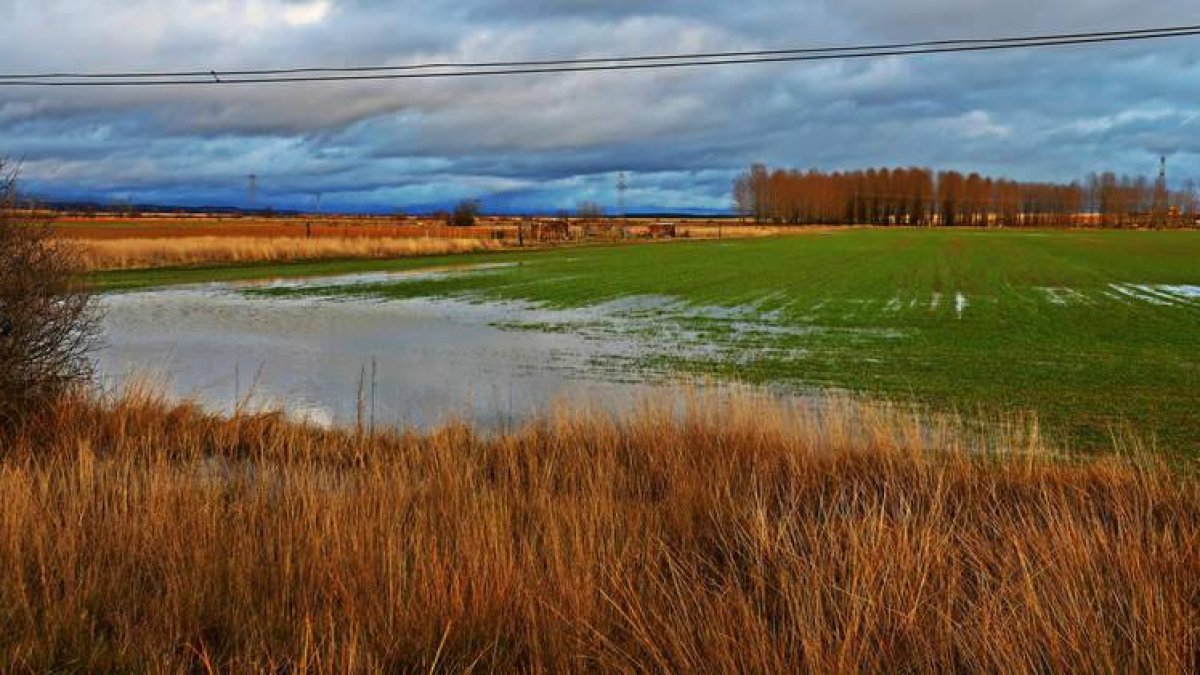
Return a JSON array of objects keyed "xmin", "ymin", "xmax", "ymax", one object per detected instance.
[{"xmin": 1, "ymin": 0, "xmax": 1199, "ymax": 213}]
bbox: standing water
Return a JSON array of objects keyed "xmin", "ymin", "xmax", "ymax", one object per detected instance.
[{"xmin": 96, "ymin": 270, "xmax": 739, "ymax": 430}]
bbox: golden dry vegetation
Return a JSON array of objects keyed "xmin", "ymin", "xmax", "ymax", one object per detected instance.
[
  {"xmin": 70, "ymin": 236, "xmax": 502, "ymax": 271},
  {"xmin": 44, "ymin": 216, "xmax": 513, "ymax": 241},
  {"xmin": 1, "ymin": 389, "xmax": 1196, "ymax": 673},
  {"xmin": 26, "ymin": 211, "xmax": 799, "ymax": 271}
]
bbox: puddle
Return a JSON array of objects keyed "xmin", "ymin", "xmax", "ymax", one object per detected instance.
[
  {"xmin": 100, "ymin": 289, "xmax": 651, "ymax": 430},
  {"xmin": 955, "ymin": 292, "xmax": 969, "ymax": 319},
  {"xmin": 1127, "ymin": 284, "xmax": 1200, "ymax": 305},
  {"xmin": 1038, "ymin": 287, "xmax": 1090, "ymax": 306},
  {"xmin": 1159, "ymin": 285, "xmax": 1200, "ymax": 300},
  {"xmin": 239, "ymin": 261, "xmax": 519, "ymax": 290},
  {"xmin": 95, "ymin": 275, "xmax": 812, "ymax": 431},
  {"xmin": 1108, "ymin": 284, "xmax": 1178, "ymax": 306},
  {"xmin": 1037, "ymin": 285, "xmax": 1198, "ymax": 308}
]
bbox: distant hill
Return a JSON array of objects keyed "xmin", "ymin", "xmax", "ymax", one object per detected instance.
[
  {"xmin": 19, "ymin": 198, "xmax": 733, "ymax": 219},
  {"xmin": 23, "ymin": 200, "xmax": 302, "ymax": 217}
]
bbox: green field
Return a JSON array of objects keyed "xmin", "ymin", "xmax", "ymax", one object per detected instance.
[{"xmin": 94, "ymin": 230, "xmax": 1200, "ymax": 452}]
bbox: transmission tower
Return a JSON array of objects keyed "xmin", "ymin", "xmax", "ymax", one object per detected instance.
[
  {"xmin": 247, "ymin": 174, "xmax": 258, "ymax": 210},
  {"xmin": 616, "ymin": 171, "xmax": 628, "ymax": 221},
  {"xmin": 1153, "ymin": 156, "xmax": 1169, "ymax": 227}
]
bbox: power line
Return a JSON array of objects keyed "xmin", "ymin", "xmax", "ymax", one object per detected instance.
[
  {"xmin": 1, "ymin": 24, "xmax": 1198, "ymax": 87},
  {"xmin": 6, "ymin": 24, "xmax": 1200, "ymax": 80},
  {"xmin": 6, "ymin": 28, "xmax": 1200, "ymax": 85}
]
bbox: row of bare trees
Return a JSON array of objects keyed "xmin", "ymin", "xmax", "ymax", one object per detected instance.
[
  {"xmin": 1086, "ymin": 172, "xmax": 1200, "ymax": 227},
  {"xmin": 734, "ymin": 164, "xmax": 1199, "ymax": 227}
]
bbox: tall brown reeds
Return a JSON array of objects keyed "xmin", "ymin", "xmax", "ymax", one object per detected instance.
[
  {"xmin": 71, "ymin": 236, "xmax": 502, "ymax": 271},
  {"xmin": 0, "ymin": 390, "xmax": 1196, "ymax": 673}
]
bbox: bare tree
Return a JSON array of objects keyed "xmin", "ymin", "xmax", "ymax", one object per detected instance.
[
  {"xmin": 733, "ymin": 163, "xmax": 1099, "ymax": 228},
  {"xmin": 1182, "ymin": 179, "xmax": 1199, "ymax": 220},
  {"xmin": 732, "ymin": 173, "xmax": 752, "ymax": 222},
  {"xmin": 449, "ymin": 199, "xmax": 482, "ymax": 227},
  {"xmin": 576, "ymin": 201, "xmax": 604, "ymax": 220},
  {"xmin": 0, "ymin": 159, "xmax": 98, "ymax": 430}
]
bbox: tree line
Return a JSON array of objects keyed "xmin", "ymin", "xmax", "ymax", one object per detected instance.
[{"xmin": 733, "ymin": 164, "xmax": 1199, "ymax": 227}]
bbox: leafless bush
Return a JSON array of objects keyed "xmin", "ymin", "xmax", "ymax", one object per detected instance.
[
  {"xmin": 449, "ymin": 199, "xmax": 481, "ymax": 227},
  {"xmin": 0, "ymin": 160, "xmax": 97, "ymax": 429}
]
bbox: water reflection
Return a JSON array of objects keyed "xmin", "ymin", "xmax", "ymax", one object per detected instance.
[{"xmin": 97, "ymin": 279, "xmax": 712, "ymax": 430}]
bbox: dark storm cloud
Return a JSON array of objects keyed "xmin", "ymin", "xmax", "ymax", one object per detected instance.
[{"xmin": 1, "ymin": 0, "xmax": 1198, "ymax": 211}]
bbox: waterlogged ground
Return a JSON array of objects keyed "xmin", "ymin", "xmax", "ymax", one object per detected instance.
[
  {"xmin": 97, "ymin": 266, "xmax": 794, "ymax": 430},
  {"xmin": 200, "ymin": 229, "xmax": 1200, "ymax": 452}
]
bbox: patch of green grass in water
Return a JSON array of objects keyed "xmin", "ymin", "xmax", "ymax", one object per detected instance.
[{"xmin": 86, "ymin": 249, "xmax": 556, "ymax": 293}]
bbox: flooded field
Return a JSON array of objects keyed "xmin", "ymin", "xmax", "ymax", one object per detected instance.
[
  {"xmin": 96, "ymin": 268, "xmax": 767, "ymax": 430},
  {"xmin": 92, "ymin": 230, "xmax": 1200, "ymax": 450}
]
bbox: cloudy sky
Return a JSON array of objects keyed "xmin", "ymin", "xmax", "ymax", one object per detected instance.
[{"xmin": 1, "ymin": 0, "xmax": 1198, "ymax": 213}]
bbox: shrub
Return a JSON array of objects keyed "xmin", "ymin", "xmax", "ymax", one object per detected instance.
[
  {"xmin": 0, "ymin": 161, "xmax": 98, "ymax": 430},
  {"xmin": 449, "ymin": 199, "xmax": 481, "ymax": 227}
]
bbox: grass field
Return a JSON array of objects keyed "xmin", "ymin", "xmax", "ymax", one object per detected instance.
[{"xmin": 92, "ymin": 229, "xmax": 1200, "ymax": 452}]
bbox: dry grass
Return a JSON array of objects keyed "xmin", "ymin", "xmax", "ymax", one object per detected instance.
[
  {"xmin": 677, "ymin": 223, "xmax": 823, "ymax": 238},
  {"xmin": 47, "ymin": 218, "xmax": 512, "ymax": 241},
  {"xmin": 0, "ymin": 390, "xmax": 1197, "ymax": 673},
  {"xmin": 71, "ymin": 236, "xmax": 503, "ymax": 270}
]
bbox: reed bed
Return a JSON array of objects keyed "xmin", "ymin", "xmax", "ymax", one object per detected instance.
[
  {"xmin": 71, "ymin": 236, "xmax": 502, "ymax": 270},
  {"xmin": 0, "ymin": 390, "xmax": 1197, "ymax": 673}
]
